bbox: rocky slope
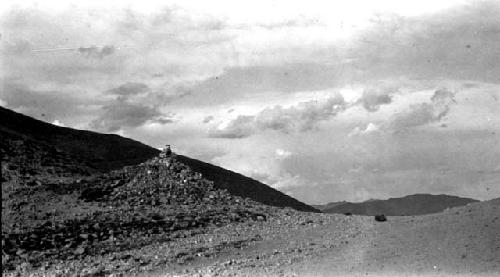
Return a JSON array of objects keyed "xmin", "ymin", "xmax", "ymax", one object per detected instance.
[
  {"xmin": 0, "ymin": 107, "xmax": 157, "ymax": 172},
  {"xmin": 0, "ymin": 106, "xmax": 318, "ymax": 212},
  {"xmin": 320, "ymin": 194, "xmax": 478, "ymax": 216},
  {"xmin": 1, "ymin": 153, "xmax": 278, "ymax": 275}
]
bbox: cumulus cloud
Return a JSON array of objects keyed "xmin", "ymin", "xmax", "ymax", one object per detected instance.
[
  {"xmin": 431, "ymin": 88, "xmax": 456, "ymax": 105},
  {"xmin": 389, "ymin": 88, "xmax": 456, "ymax": 130},
  {"xmin": 391, "ymin": 103, "xmax": 440, "ymax": 129},
  {"xmin": 209, "ymin": 94, "xmax": 346, "ymax": 138},
  {"xmin": 357, "ymin": 88, "xmax": 394, "ymax": 112},
  {"xmin": 209, "ymin": 115, "xmax": 255, "ymax": 138},
  {"xmin": 256, "ymin": 96, "xmax": 346, "ymax": 132},
  {"xmin": 349, "ymin": 122, "xmax": 380, "ymax": 136}
]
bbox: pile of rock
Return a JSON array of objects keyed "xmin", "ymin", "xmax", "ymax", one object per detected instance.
[{"xmin": 2, "ymin": 153, "xmax": 271, "ymax": 271}]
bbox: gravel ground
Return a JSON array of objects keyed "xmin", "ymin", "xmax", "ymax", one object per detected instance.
[
  {"xmin": 3, "ymin": 199, "xmax": 499, "ymax": 277},
  {"xmin": 156, "ymin": 199, "xmax": 500, "ymax": 277}
]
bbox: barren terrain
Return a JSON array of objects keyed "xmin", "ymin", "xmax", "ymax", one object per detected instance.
[
  {"xmin": 2, "ymin": 107, "xmax": 499, "ymax": 277},
  {"xmin": 159, "ymin": 199, "xmax": 500, "ymax": 277}
]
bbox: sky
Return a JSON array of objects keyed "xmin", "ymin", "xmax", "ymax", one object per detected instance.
[{"xmin": 1, "ymin": 0, "xmax": 499, "ymax": 204}]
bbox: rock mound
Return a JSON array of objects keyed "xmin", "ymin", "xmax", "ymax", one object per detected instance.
[{"xmin": 2, "ymin": 154, "xmax": 271, "ymax": 272}]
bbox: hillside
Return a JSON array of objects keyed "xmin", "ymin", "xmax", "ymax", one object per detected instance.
[
  {"xmin": 2, "ymin": 151, "xmax": 281, "ymax": 273},
  {"xmin": 320, "ymin": 194, "xmax": 478, "ymax": 215},
  {"xmin": 0, "ymin": 106, "xmax": 158, "ymax": 172},
  {"xmin": 0, "ymin": 106, "xmax": 318, "ymax": 213}
]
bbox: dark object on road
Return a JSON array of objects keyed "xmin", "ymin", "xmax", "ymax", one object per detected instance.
[
  {"xmin": 374, "ymin": 214, "xmax": 387, "ymax": 222},
  {"xmin": 344, "ymin": 212, "xmax": 352, "ymax": 216}
]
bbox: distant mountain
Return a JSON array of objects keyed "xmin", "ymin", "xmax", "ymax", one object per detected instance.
[
  {"xmin": 320, "ymin": 194, "xmax": 479, "ymax": 216},
  {"xmin": 0, "ymin": 106, "xmax": 318, "ymax": 212}
]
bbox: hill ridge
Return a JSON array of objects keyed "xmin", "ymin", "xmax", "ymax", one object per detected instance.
[
  {"xmin": 319, "ymin": 193, "xmax": 478, "ymax": 216},
  {"xmin": 0, "ymin": 106, "xmax": 318, "ymax": 212}
]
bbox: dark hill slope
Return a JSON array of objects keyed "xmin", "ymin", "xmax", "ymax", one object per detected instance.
[
  {"xmin": 177, "ymin": 155, "xmax": 319, "ymax": 213},
  {"xmin": 0, "ymin": 107, "xmax": 158, "ymax": 172},
  {"xmin": 0, "ymin": 107, "xmax": 318, "ymax": 212},
  {"xmin": 322, "ymin": 194, "xmax": 478, "ymax": 216}
]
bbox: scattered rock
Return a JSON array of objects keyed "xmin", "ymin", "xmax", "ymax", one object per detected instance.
[{"xmin": 374, "ymin": 215, "xmax": 387, "ymax": 222}]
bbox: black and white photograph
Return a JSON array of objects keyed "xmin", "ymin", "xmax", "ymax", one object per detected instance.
[{"xmin": 1, "ymin": 0, "xmax": 499, "ymax": 276}]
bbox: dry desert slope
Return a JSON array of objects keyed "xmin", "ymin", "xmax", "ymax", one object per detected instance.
[{"xmin": 163, "ymin": 198, "xmax": 499, "ymax": 277}]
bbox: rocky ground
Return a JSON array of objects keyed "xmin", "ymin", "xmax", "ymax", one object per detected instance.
[
  {"xmin": 150, "ymin": 198, "xmax": 500, "ymax": 277},
  {"xmin": 1, "ymin": 153, "xmax": 275, "ymax": 276},
  {"xmin": 2, "ymin": 150, "xmax": 499, "ymax": 277}
]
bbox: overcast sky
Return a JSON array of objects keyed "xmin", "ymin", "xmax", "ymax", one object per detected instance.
[{"xmin": 1, "ymin": 0, "xmax": 499, "ymax": 204}]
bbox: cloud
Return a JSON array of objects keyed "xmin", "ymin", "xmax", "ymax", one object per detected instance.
[
  {"xmin": 431, "ymin": 88, "xmax": 456, "ymax": 105},
  {"xmin": 348, "ymin": 1, "xmax": 500, "ymax": 82},
  {"xmin": 0, "ymin": 82, "xmax": 87, "ymax": 123},
  {"xmin": 389, "ymin": 88, "xmax": 456, "ymax": 130},
  {"xmin": 178, "ymin": 63, "xmax": 343, "ymax": 106},
  {"xmin": 202, "ymin": 115, "xmax": 214, "ymax": 124},
  {"xmin": 209, "ymin": 94, "xmax": 346, "ymax": 138},
  {"xmin": 390, "ymin": 103, "xmax": 439, "ymax": 129},
  {"xmin": 89, "ymin": 98, "xmax": 171, "ymax": 132},
  {"xmin": 2, "ymin": 39, "xmax": 32, "ymax": 54},
  {"xmin": 0, "ymin": 6, "xmax": 233, "ymax": 89},
  {"xmin": 357, "ymin": 88, "xmax": 394, "ymax": 112},
  {"xmin": 254, "ymin": 17, "xmax": 323, "ymax": 30},
  {"xmin": 275, "ymin": 148, "xmax": 292, "ymax": 159},
  {"xmin": 349, "ymin": 122, "xmax": 380, "ymax": 136},
  {"xmin": 256, "ymin": 96, "xmax": 346, "ymax": 132},
  {"xmin": 209, "ymin": 115, "xmax": 255, "ymax": 138},
  {"xmin": 152, "ymin": 117, "xmax": 175, "ymax": 125},
  {"xmin": 108, "ymin": 82, "xmax": 150, "ymax": 96},
  {"xmin": 2, "ymin": 2, "xmax": 500, "ymax": 205}
]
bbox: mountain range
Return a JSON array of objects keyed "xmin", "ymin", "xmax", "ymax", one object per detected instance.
[{"xmin": 315, "ymin": 194, "xmax": 478, "ymax": 216}]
